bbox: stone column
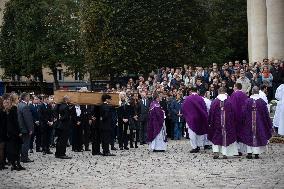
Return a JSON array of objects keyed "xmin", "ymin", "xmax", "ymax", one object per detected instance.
[
  {"xmin": 247, "ymin": 0, "xmax": 268, "ymax": 62},
  {"xmin": 266, "ymin": 0, "xmax": 284, "ymax": 60}
]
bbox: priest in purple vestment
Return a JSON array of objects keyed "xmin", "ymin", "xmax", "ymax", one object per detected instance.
[
  {"xmin": 229, "ymin": 83, "xmax": 248, "ymax": 155},
  {"xmin": 147, "ymin": 92, "xmax": 167, "ymax": 152},
  {"xmin": 239, "ymin": 86, "xmax": 272, "ymax": 159},
  {"xmin": 182, "ymin": 87, "xmax": 209, "ymax": 153},
  {"xmin": 208, "ymin": 87, "xmax": 238, "ymax": 159}
]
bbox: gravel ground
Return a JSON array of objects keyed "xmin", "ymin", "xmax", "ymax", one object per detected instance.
[{"xmin": 0, "ymin": 140, "xmax": 283, "ymax": 189}]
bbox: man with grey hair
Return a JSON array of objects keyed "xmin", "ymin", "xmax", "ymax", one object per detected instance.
[
  {"xmin": 18, "ymin": 92, "xmax": 34, "ymax": 163},
  {"xmin": 236, "ymin": 69, "xmax": 251, "ymax": 95},
  {"xmin": 239, "ymin": 86, "xmax": 272, "ymax": 159}
]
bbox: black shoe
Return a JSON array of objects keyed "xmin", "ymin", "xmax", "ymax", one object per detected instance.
[
  {"xmin": 11, "ymin": 166, "xmax": 19, "ymax": 171},
  {"xmin": 124, "ymin": 147, "xmax": 129, "ymax": 150},
  {"xmin": 130, "ymin": 145, "xmax": 134, "ymax": 148},
  {"xmin": 103, "ymin": 153, "xmax": 116, "ymax": 156},
  {"xmin": 246, "ymin": 155, "xmax": 252, "ymax": 159},
  {"xmin": 254, "ymin": 154, "xmax": 259, "ymax": 159},
  {"xmin": 153, "ymin": 150, "xmax": 165, "ymax": 152},
  {"xmin": 46, "ymin": 151, "xmax": 53, "ymax": 154},
  {"xmin": 135, "ymin": 145, "xmax": 138, "ymax": 148},
  {"xmin": 0, "ymin": 165, "xmax": 8, "ymax": 170},
  {"xmin": 213, "ymin": 155, "xmax": 219, "ymax": 159},
  {"xmin": 246, "ymin": 153, "xmax": 252, "ymax": 159},
  {"xmin": 21, "ymin": 159, "xmax": 34, "ymax": 163},
  {"xmin": 140, "ymin": 143, "xmax": 144, "ymax": 145},
  {"xmin": 190, "ymin": 147, "xmax": 200, "ymax": 153},
  {"xmin": 204, "ymin": 145, "xmax": 212, "ymax": 150},
  {"xmin": 223, "ymin": 155, "xmax": 227, "ymax": 159},
  {"xmin": 238, "ymin": 152, "xmax": 243, "ymax": 156},
  {"xmin": 17, "ymin": 164, "xmax": 26, "ymax": 171},
  {"xmin": 111, "ymin": 147, "xmax": 117, "ymax": 151},
  {"xmin": 92, "ymin": 152, "xmax": 103, "ymax": 156},
  {"xmin": 85, "ymin": 148, "xmax": 91, "ymax": 151},
  {"xmin": 119, "ymin": 147, "xmax": 123, "ymax": 150},
  {"xmin": 29, "ymin": 149, "xmax": 33, "ymax": 153},
  {"xmin": 55, "ymin": 155, "xmax": 72, "ymax": 159}
]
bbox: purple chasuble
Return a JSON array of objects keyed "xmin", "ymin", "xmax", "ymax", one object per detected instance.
[
  {"xmin": 229, "ymin": 90, "xmax": 248, "ymax": 141},
  {"xmin": 239, "ymin": 98, "xmax": 272, "ymax": 147},
  {"xmin": 181, "ymin": 94, "xmax": 208, "ymax": 135},
  {"xmin": 208, "ymin": 98, "xmax": 237, "ymax": 146},
  {"xmin": 147, "ymin": 100, "xmax": 164, "ymax": 142}
]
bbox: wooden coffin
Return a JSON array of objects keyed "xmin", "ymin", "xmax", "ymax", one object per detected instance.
[{"xmin": 53, "ymin": 90, "xmax": 120, "ymax": 106}]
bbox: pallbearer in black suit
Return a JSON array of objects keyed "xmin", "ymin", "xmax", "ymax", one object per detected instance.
[
  {"xmin": 39, "ymin": 95, "xmax": 54, "ymax": 155},
  {"xmin": 72, "ymin": 104, "xmax": 83, "ymax": 152},
  {"xmin": 117, "ymin": 93, "xmax": 131, "ymax": 150},
  {"xmin": 99, "ymin": 94, "xmax": 115, "ymax": 156},
  {"xmin": 80, "ymin": 105, "xmax": 93, "ymax": 151},
  {"xmin": 55, "ymin": 96, "xmax": 72, "ymax": 159},
  {"xmin": 91, "ymin": 105, "xmax": 101, "ymax": 155}
]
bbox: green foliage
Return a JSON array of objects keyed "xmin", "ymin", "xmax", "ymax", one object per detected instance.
[
  {"xmin": 0, "ymin": 0, "xmax": 83, "ymax": 86},
  {"xmin": 82, "ymin": 0, "xmax": 248, "ymax": 76},
  {"xmin": 1, "ymin": 0, "xmax": 248, "ymax": 82}
]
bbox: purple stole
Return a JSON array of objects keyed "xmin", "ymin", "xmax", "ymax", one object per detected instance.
[
  {"xmin": 252, "ymin": 100, "xmax": 257, "ymax": 147},
  {"xmin": 220, "ymin": 101, "xmax": 227, "ymax": 147}
]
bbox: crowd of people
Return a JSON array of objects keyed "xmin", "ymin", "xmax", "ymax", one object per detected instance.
[{"xmin": 0, "ymin": 58, "xmax": 283, "ymax": 171}]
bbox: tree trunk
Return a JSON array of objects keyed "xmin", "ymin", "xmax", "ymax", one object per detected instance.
[
  {"xmin": 50, "ymin": 66, "xmax": 60, "ymax": 90},
  {"xmin": 38, "ymin": 69, "xmax": 44, "ymax": 94}
]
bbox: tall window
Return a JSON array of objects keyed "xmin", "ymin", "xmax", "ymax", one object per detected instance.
[
  {"xmin": 57, "ymin": 69, "xmax": 63, "ymax": 81},
  {"xmin": 75, "ymin": 72, "xmax": 83, "ymax": 81}
]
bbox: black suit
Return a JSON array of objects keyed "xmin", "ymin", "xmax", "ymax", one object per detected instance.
[
  {"xmin": 138, "ymin": 98, "xmax": 150, "ymax": 144},
  {"xmin": 39, "ymin": 103, "xmax": 54, "ymax": 153},
  {"xmin": 117, "ymin": 103, "xmax": 131, "ymax": 149},
  {"xmin": 6, "ymin": 106, "xmax": 22, "ymax": 164},
  {"xmin": 81, "ymin": 105, "xmax": 94, "ymax": 150},
  {"xmin": 99, "ymin": 103, "xmax": 112, "ymax": 154},
  {"xmin": 72, "ymin": 106, "xmax": 83, "ymax": 152},
  {"xmin": 91, "ymin": 105, "xmax": 101, "ymax": 154},
  {"xmin": 55, "ymin": 103, "xmax": 72, "ymax": 157},
  {"xmin": 0, "ymin": 110, "xmax": 7, "ymax": 168},
  {"xmin": 29, "ymin": 104, "xmax": 41, "ymax": 151}
]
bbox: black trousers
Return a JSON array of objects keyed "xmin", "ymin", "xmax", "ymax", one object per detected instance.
[
  {"xmin": 21, "ymin": 134, "xmax": 31, "ymax": 161},
  {"xmin": 130, "ymin": 129, "xmax": 139, "ymax": 147},
  {"xmin": 83, "ymin": 123, "xmax": 91, "ymax": 149},
  {"xmin": 30, "ymin": 124, "xmax": 41, "ymax": 150},
  {"xmin": 6, "ymin": 137, "xmax": 21, "ymax": 163},
  {"xmin": 165, "ymin": 118, "xmax": 172, "ymax": 139},
  {"xmin": 55, "ymin": 124, "xmax": 70, "ymax": 157},
  {"xmin": 41, "ymin": 125, "xmax": 52, "ymax": 152},
  {"xmin": 139, "ymin": 120, "xmax": 147, "ymax": 143},
  {"xmin": 101, "ymin": 130, "xmax": 110, "ymax": 154},
  {"xmin": 0, "ymin": 142, "xmax": 5, "ymax": 167},
  {"xmin": 91, "ymin": 127, "xmax": 101, "ymax": 154},
  {"xmin": 118, "ymin": 123, "xmax": 129, "ymax": 148},
  {"xmin": 72, "ymin": 125, "xmax": 83, "ymax": 151}
]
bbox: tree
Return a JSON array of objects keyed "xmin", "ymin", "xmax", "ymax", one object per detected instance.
[
  {"xmin": 202, "ymin": 0, "xmax": 248, "ymax": 65},
  {"xmin": 82, "ymin": 0, "xmax": 209, "ymax": 77},
  {"xmin": 0, "ymin": 0, "xmax": 83, "ymax": 89}
]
